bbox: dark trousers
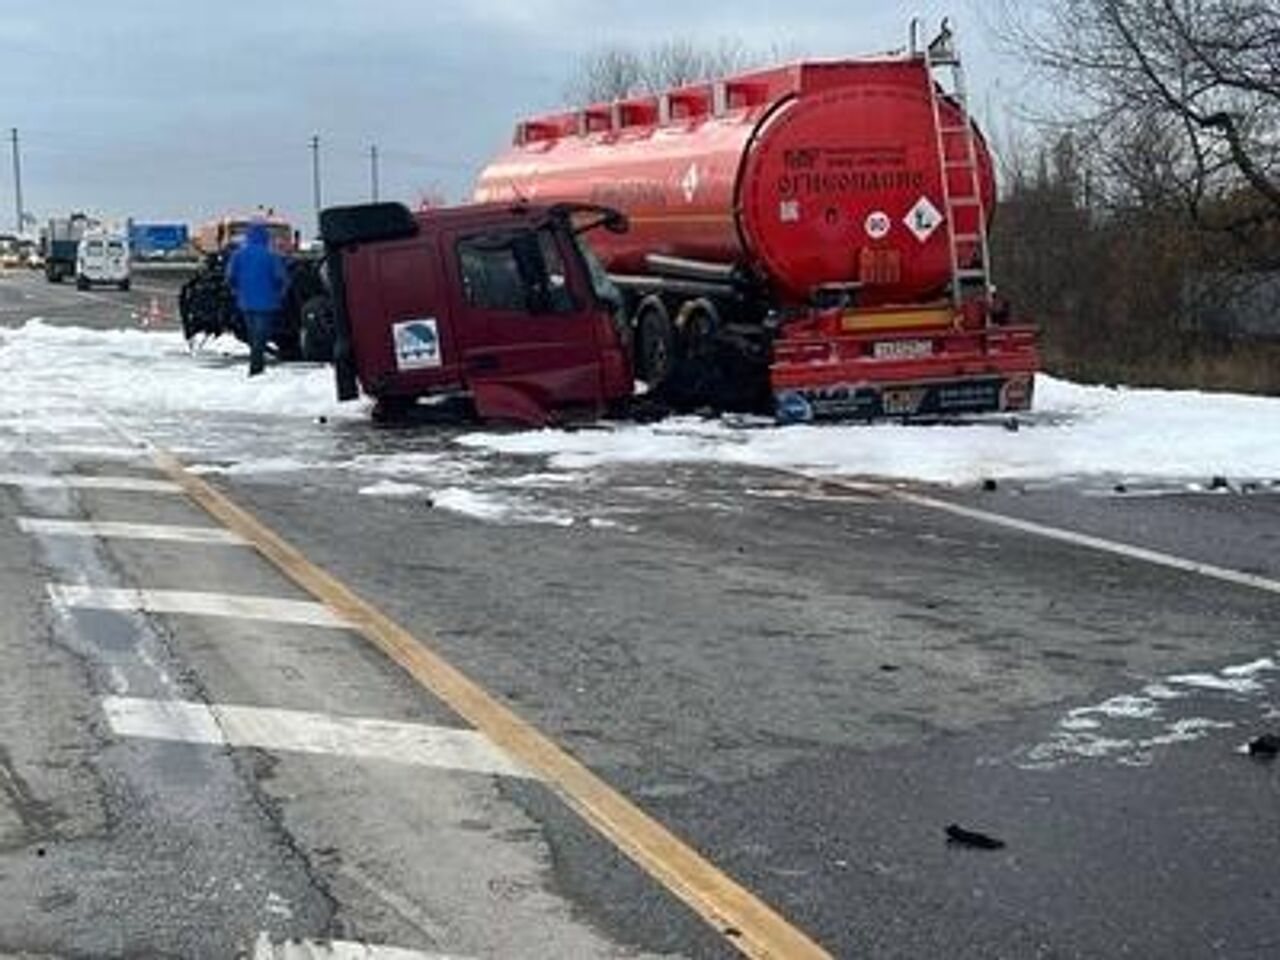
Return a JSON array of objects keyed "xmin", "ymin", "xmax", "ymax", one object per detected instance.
[{"xmin": 243, "ymin": 310, "xmax": 278, "ymax": 374}]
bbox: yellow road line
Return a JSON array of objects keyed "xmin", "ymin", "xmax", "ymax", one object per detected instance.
[{"xmin": 151, "ymin": 448, "xmax": 832, "ymax": 960}]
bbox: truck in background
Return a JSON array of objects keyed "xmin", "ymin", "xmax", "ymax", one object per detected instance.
[
  {"xmin": 41, "ymin": 214, "xmax": 98, "ymax": 283},
  {"xmin": 178, "ymin": 211, "xmax": 329, "ymax": 360},
  {"xmin": 127, "ymin": 221, "xmax": 190, "ymax": 261},
  {"xmin": 75, "ymin": 228, "xmax": 131, "ymax": 290}
]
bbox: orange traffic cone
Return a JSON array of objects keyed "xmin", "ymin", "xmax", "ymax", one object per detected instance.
[{"xmin": 143, "ymin": 296, "xmax": 162, "ymax": 328}]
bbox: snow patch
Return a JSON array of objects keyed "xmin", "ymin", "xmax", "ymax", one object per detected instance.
[
  {"xmin": 358, "ymin": 480, "xmax": 425, "ymax": 498},
  {"xmin": 1021, "ymin": 653, "xmax": 1280, "ymax": 769},
  {"xmin": 189, "ymin": 457, "xmax": 326, "ymax": 476},
  {"xmin": 431, "ymin": 487, "xmax": 574, "ymax": 527},
  {"xmin": 0, "ymin": 320, "xmax": 362, "ymax": 421},
  {"xmin": 456, "ymin": 374, "xmax": 1280, "ymax": 485},
  {"xmin": 1166, "ymin": 672, "xmax": 1265, "ymax": 695}
]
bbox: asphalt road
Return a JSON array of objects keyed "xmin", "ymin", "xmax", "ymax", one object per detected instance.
[{"xmin": 2, "ymin": 268, "xmax": 1280, "ymax": 958}]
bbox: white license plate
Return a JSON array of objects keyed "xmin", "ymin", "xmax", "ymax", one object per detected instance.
[{"xmin": 873, "ymin": 339, "xmax": 933, "ymax": 360}]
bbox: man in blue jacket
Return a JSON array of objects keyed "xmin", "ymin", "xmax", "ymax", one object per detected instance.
[{"xmin": 226, "ymin": 223, "xmax": 289, "ymax": 376}]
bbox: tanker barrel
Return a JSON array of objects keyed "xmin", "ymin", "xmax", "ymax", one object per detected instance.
[{"xmin": 644, "ymin": 254, "xmax": 738, "ymax": 285}]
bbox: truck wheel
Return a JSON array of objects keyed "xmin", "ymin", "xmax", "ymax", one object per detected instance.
[
  {"xmin": 676, "ymin": 298, "xmax": 720, "ymax": 362},
  {"xmin": 371, "ymin": 396, "xmax": 415, "ymax": 423},
  {"xmin": 274, "ymin": 329, "xmax": 302, "ymax": 362},
  {"xmin": 636, "ymin": 302, "xmax": 675, "ymax": 391},
  {"xmin": 299, "ymin": 295, "xmax": 335, "ymax": 362},
  {"xmin": 76, "ymin": 275, "xmax": 90, "ymax": 291},
  {"xmin": 118, "ymin": 279, "xmax": 130, "ymax": 292}
]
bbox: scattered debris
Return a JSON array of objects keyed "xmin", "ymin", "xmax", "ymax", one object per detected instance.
[
  {"xmin": 945, "ymin": 823, "xmax": 1005, "ymax": 850},
  {"xmin": 1246, "ymin": 733, "xmax": 1280, "ymax": 759},
  {"xmin": 879, "ymin": 663, "xmax": 900, "ymax": 673}
]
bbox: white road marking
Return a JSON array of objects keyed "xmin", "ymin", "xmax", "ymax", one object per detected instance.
[
  {"xmin": 104, "ymin": 697, "xmax": 533, "ymax": 780},
  {"xmin": 0, "ymin": 443, "xmax": 149, "ymax": 462},
  {"xmin": 46, "ymin": 584, "xmax": 351, "ymax": 628},
  {"xmin": 18, "ymin": 517, "xmax": 247, "ymax": 544},
  {"xmin": 336, "ymin": 863, "xmax": 451, "ymax": 943},
  {"xmin": 815, "ymin": 475, "xmax": 1280, "ymax": 597},
  {"xmin": 0, "ymin": 473, "xmax": 181, "ymax": 493},
  {"xmin": 252, "ymin": 933, "xmax": 472, "ymax": 959}
]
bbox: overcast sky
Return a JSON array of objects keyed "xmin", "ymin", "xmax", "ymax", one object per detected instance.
[{"xmin": 0, "ymin": 0, "xmax": 1038, "ymax": 233}]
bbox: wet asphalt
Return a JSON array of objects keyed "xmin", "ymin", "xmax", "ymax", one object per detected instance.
[{"xmin": 2, "ymin": 268, "xmax": 1280, "ymax": 957}]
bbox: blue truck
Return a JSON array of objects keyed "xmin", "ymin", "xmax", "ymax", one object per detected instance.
[{"xmin": 127, "ymin": 221, "xmax": 190, "ymax": 260}]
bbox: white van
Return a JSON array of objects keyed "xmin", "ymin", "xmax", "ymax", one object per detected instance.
[{"xmin": 76, "ymin": 231, "xmax": 131, "ymax": 290}]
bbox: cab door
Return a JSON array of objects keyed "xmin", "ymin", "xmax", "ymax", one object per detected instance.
[{"xmin": 443, "ymin": 223, "xmax": 607, "ymax": 424}]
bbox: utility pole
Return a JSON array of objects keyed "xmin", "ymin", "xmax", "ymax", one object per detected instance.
[
  {"xmin": 309, "ymin": 134, "xmax": 322, "ymax": 231},
  {"xmin": 369, "ymin": 145, "xmax": 380, "ymax": 202},
  {"xmin": 10, "ymin": 128, "xmax": 23, "ymax": 235}
]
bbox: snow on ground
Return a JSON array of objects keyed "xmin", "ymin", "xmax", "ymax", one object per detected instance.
[
  {"xmin": 0, "ymin": 320, "xmax": 362, "ymax": 420},
  {"xmin": 1018, "ymin": 650, "xmax": 1280, "ymax": 770},
  {"xmin": 4, "ymin": 318, "xmax": 1279, "ymax": 501},
  {"xmin": 358, "ymin": 479, "xmax": 425, "ymax": 498},
  {"xmin": 458, "ymin": 376, "xmax": 1280, "ymax": 485},
  {"xmin": 429, "ymin": 486, "xmax": 575, "ymax": 526}
]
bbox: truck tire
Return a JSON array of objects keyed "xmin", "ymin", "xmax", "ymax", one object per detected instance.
[
  {"xmin": 635, "ymin": 300, "xmax": 675, "ymax": 392},
  {"xmin": 299, "ymin": 295, "xmax": 335, "ymax": 362},
  {"xmin": 371, "ymin": 396, "xmax": 416, "ymax": 423},
  {"xmin": 118, "ymin": 279, "xmax": 130, "ymax": 292},
  {"xmin": 76, "ymin": 275, "xmax": 89, "ymax": 291}
]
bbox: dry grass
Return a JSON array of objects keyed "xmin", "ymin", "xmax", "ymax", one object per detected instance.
[{"xmin": 1043, "ymin": 338, "xmax": 1280, "ymax": 395}]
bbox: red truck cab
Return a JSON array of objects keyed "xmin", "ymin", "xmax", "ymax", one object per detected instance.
[{"xmin": 320, "ymin": 201, "xmax": 633, "ymax": 425}]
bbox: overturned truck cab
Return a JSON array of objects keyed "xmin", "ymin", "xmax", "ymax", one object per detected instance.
[{"xmin": 320, "ymin": 201, "xmax": 634, "ymax": 425}]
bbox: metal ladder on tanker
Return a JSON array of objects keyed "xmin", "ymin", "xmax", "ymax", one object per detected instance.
[{"xmin": 922, "ymin": 21, "xmax": 993, "ymax": 310}]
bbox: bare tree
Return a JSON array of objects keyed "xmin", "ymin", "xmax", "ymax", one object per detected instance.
[
  {"xmin": 565, "ymin": 38, "xmax": 769, "ymax": 104},
  {"xmin": 563, "ymin": 46, "xmax": 646, "ymax": 103},
  {"xmin": 999, "ymin": 0, "xmax": 1280, "ymax": 236}
]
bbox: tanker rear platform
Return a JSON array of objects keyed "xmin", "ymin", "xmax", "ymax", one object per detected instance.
[{"xmin": 4, "ymin": 269, "xmax": 1280, "ymax": 958}]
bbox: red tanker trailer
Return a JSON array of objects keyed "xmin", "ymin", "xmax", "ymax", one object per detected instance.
[{"xmin": 477, "ymin": 22, "xmax": 1037, "ymax": 420}]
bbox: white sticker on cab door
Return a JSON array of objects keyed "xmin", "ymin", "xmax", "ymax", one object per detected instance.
[{"xmin": 393, "ymin": 318, "xmax": 442, "ymax": 370}]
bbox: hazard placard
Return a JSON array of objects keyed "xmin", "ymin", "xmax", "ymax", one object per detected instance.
[{"xmin": 904, "ymin": 196, "xmax": 943, "ymax": 243}]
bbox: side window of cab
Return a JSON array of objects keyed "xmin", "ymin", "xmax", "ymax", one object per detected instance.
[{"xmin": 456, "ymin": 228, "xmax": 575, "ymax": 316}]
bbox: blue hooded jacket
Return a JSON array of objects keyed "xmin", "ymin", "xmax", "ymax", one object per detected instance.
[{"xmin": 226, "ymin": 223, "xmax": 289, "ymax": 312}]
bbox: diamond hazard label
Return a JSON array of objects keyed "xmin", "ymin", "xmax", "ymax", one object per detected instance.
[
  {"xmin": 904, "ymin": 196, "xmax": 943, "ymax": 243},
  {"xmin": 681, "ymin": 163, "xmax": 701, "ymax": 203}
]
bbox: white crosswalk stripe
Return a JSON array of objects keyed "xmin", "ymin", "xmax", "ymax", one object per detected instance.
[
  {"xmin": 0, "ymin": 472, "xmax": 182, "ymax": 493},
  {"xmin": 252, "ymin": 933, "xmax": 473, "ymax": 959},
  {"xmin": 105, "ymin": 697, "xmax": 533, "ymax": 780},
  {"xmin": 19, "ymin": 517, "xmax": 247, "ymax": 544},
  {"xmin": 47, "ymin": 584, "xmax": 351, "ymax": 628}
]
